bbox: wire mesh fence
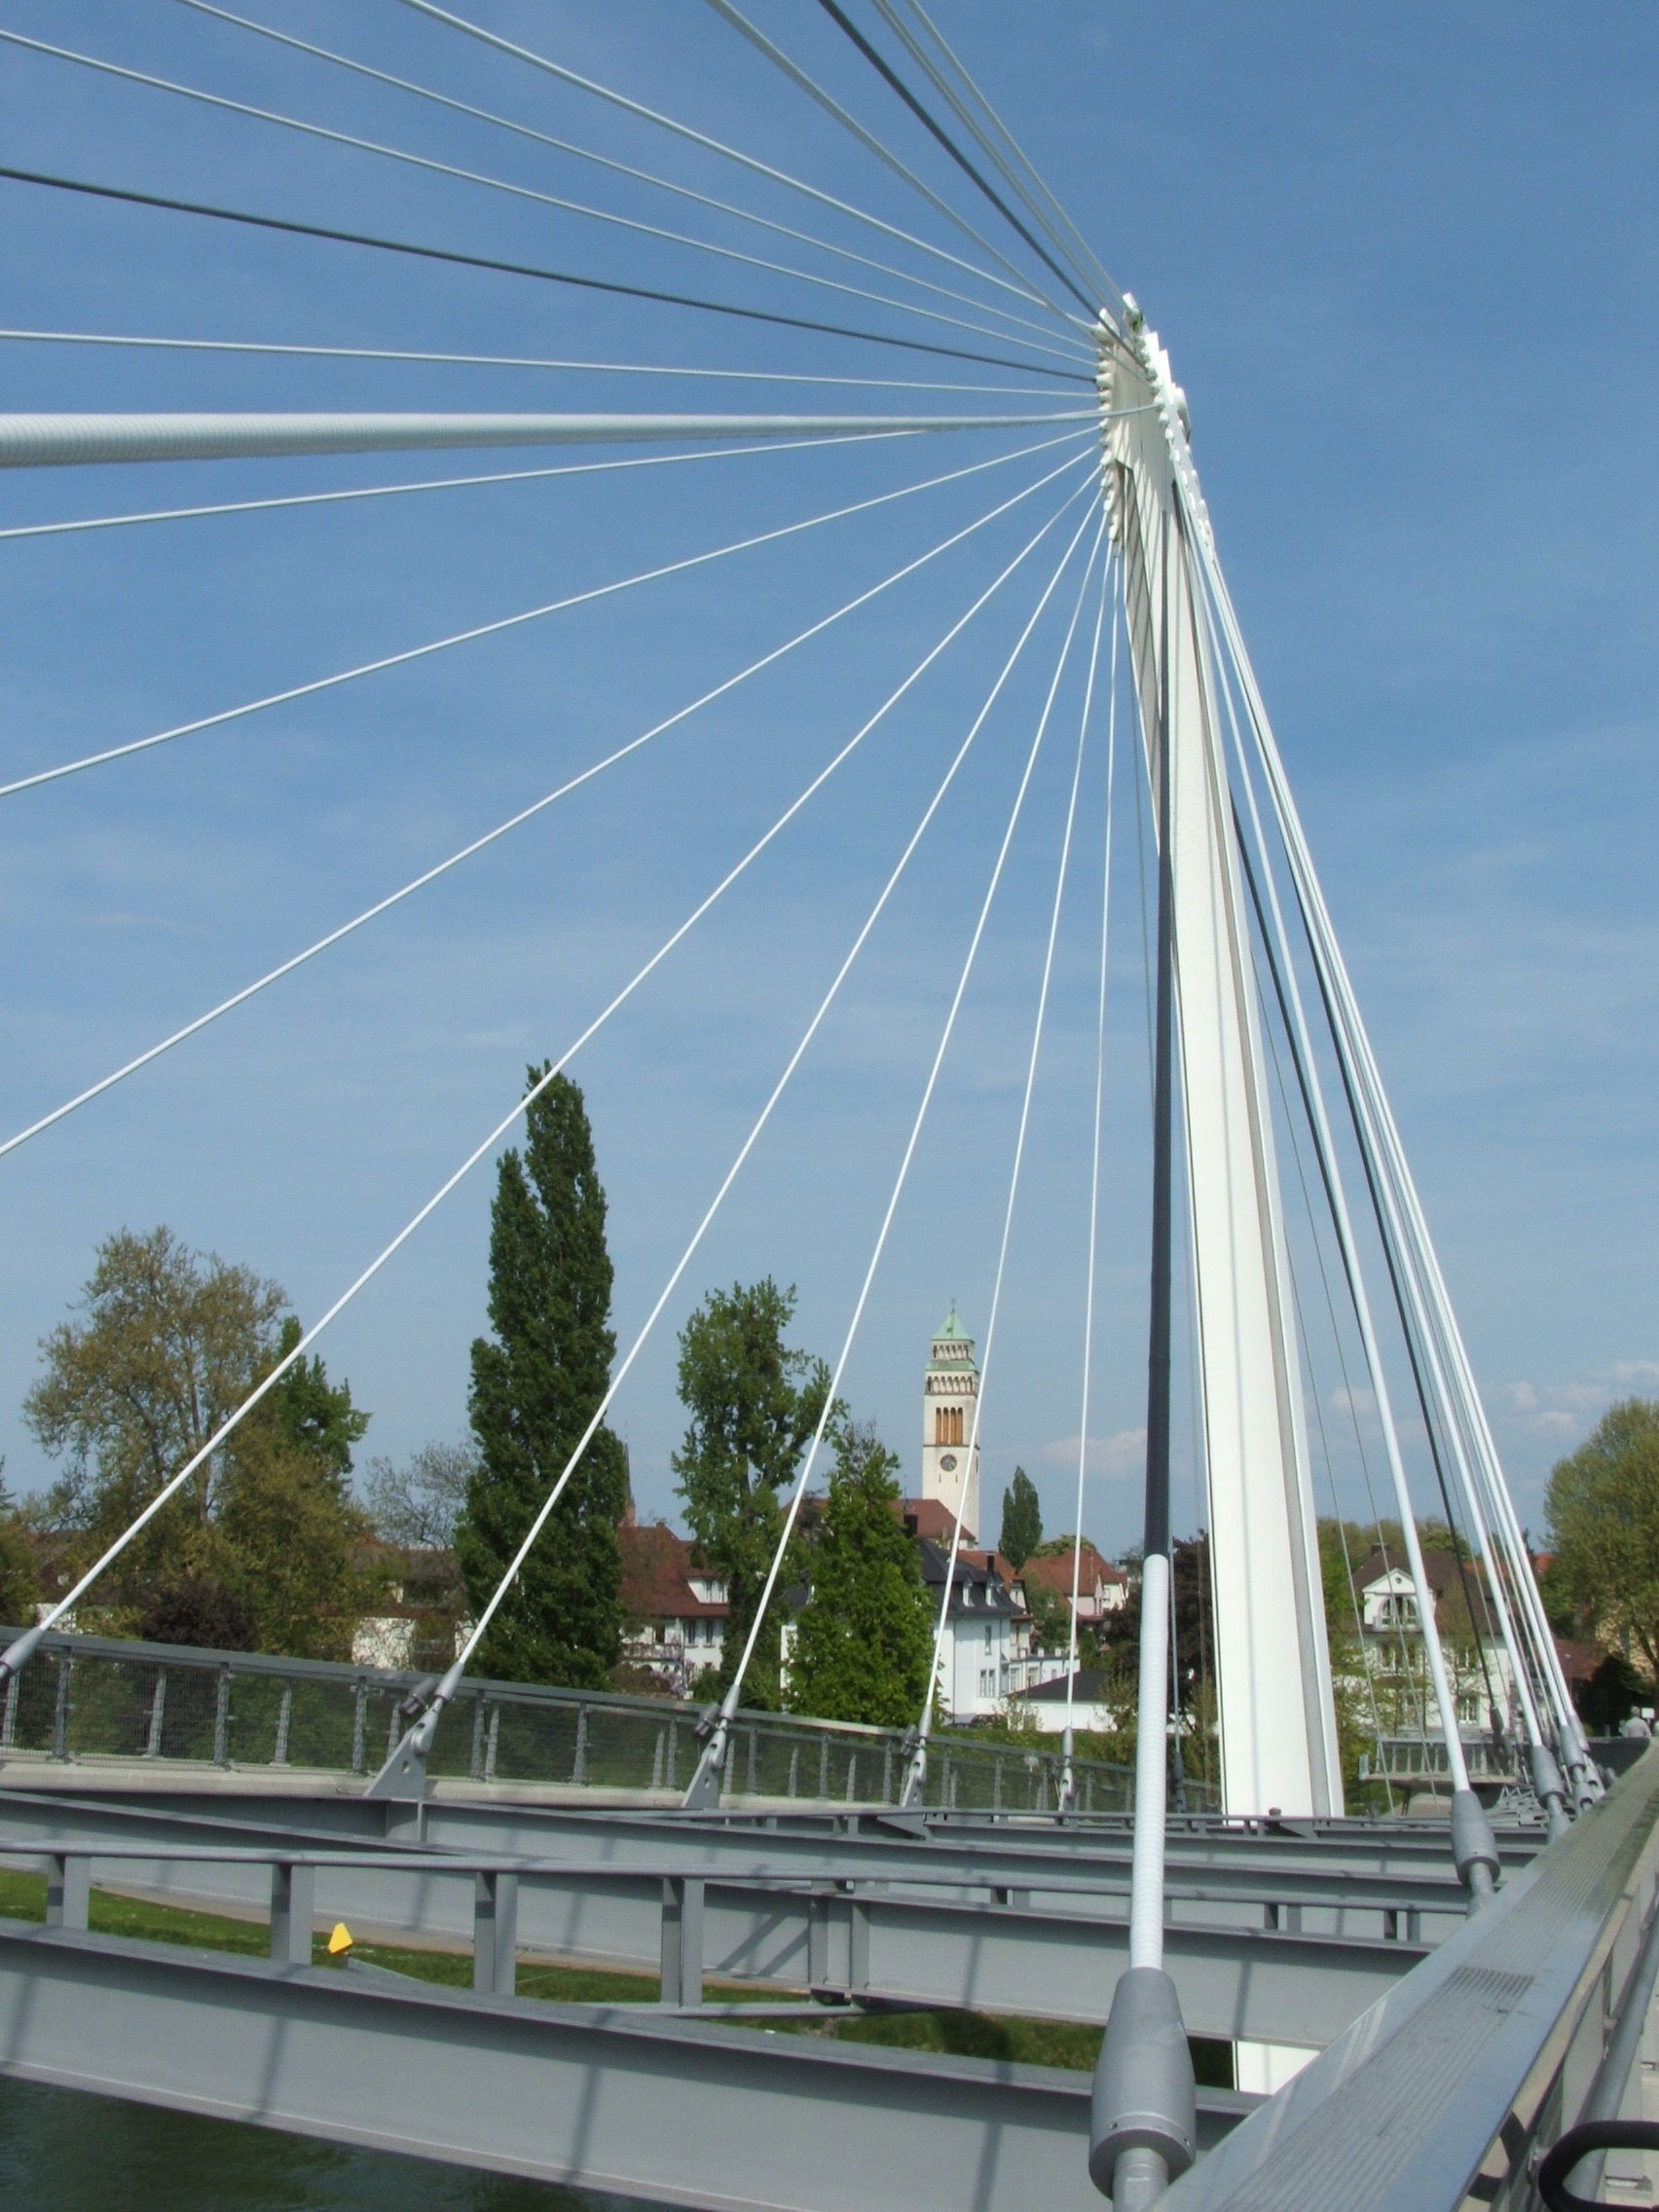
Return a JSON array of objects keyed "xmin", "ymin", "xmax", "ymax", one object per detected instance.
[{"xmin": 0, "ymin": 1626, "xmax": 1175, "ymax": 1812}]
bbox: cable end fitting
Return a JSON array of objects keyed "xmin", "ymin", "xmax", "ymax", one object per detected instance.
[
  {"xmin": 1451, "ymin": 1787, "xmax": 1501, "ymax": 1902},
  {"xmin": 1089, "ymin": 1966, "xmax": 1197, "ymax": 2201}
]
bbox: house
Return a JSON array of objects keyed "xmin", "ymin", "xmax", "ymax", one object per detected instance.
[
  {"xmin": 916, "ymin": 1537, "xmax": 1037, "ymax": 1718},
  {"xmin": 617, "ymin": 1516, "xmax": 728, "ymax": 1694},
  {"xmin": 351, "ymin": 1542, "xmax": 467, "ymax": 1670},
  {"xmin": 1348, "ymin": 1546, "xmax": 1510, "ymax": 1736},
  {"xmin": 1019, "ymin": 1542, "xmax": 1129, "ymax": 1631}
]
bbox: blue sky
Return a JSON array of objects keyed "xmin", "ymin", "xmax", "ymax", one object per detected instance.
[{"xmin": 0, "ymin": 0, "xmax": 1652, "ymax": 1560}]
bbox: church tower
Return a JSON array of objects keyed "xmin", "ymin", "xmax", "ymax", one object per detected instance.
[{"xmin": 920, "ymin": 1305, "xmax": 980, "ymax": 1543}]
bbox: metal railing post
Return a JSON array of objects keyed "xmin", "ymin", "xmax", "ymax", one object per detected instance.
[
  {"xmin": 211, "ymin": 1665, "xmax": 231, "ymax": 1768},
  {"xmin": 144, "ymin": 1669, "xmax": 167, "ymax": 1759},
  {"xmin": 45, "ymin": 1851, "xmax": 90, "ymax": 1931},
  {"xmin": 469, "ymin": 1693, "xmax": 486, "ymax": 1781},
  {"xmin": 485, "ymin": 1704, "xmax": 500, "ymax": 1782},
  {"xmin": 350, "ymin": 1677, "xmax": 367, "ymax": 1774},
  {"xmin": 472, "ymin": 1870, "xmax": 519, "ymax": 1996},
  {"xmin": 50, "ymin": 1655, "xmax": 72, "ymax": 1761},
  {"xmin": 571, "ymin": 1705, "xmax": 588, "ymax": 1787},
  {"xmin": 1, "ymin": 1668, "xmax": 17, "ymax": 1750},
  {"xmin": 271, "ymin": 1683, "xmax": 292, "ymax": 1768},
  {"xmin": 660, "ymin": 1876, "xmax": 705, "ymax": 2008},
  {"xmin": 270, "ymin": 1862, "xmax": 315, "ymax": 1967}
]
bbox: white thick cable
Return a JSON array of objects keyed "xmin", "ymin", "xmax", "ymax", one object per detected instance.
[
  {"xmin": 166, "ymin": 0, "xmax": 1082, "ymax": 340},
  {"xmin": 0, "ymin": 328, "xmax": 1072, "ymax": 396},
  {"xmin": 1060, "ymin": 565, "xmax": 1119, "ymax": 1798},
  {"xmin": 0, "ymin": 477, "xmax": 1094, "ymax": 1689},
  {"xmin": 690, "ymin": 514, "xmax": 1103, "ymax": 1795},
  {"xmin": 887, "ymin": 0, "xmax": 1124, "ymax": 316},
  {"xmin": 1190, "ymin": 578, "xmax": 1475, "ymax": 1790},
  {"xmin": 0, "ymin": 30, "xmax": 1088, "ymax": 371},
  {"xmin": 412, "ymin": 497, "xmax": 1094, "ymax": 1743},
  {"xmin": 0, "ymin": 422, "xmax": 1092, "ymax": 800},
  {"xmin": 394, "ymin": 0, "xmax": 1090, "ymax": 339},
  {"xmin": 0, "ymin": 426, "xmax": 969, "ymax": 545},
  {"xmin": 0, "ymin": 440, "xmax": 1092, "ymax": 1160},
  {"xmin": 171, "ymin": 0, "xmax": 1070, "ymax": 328},
  {"xmin": 1194, "ymin": 534, "xmax": 1584, "ymax": 1771},
  {"xmin": 902, "ymin": 534, "xmax": 1106, "ymax": 1802},
  {"xmin": 1127, "ymin": 1549, "xmax": 1173, "ymax": 1968},
  {"xmin": 695, "ymin": 0, "xmax": 1081, "ymax": 327}
]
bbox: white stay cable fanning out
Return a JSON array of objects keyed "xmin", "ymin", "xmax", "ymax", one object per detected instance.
[
  {"xmin": 681, "ymin": 514, "xmax": 1105, "ymax": 1811},
  {"xmin": 0, "ymin": 438, "xmax": 1093, "ymax": 1160},
  {"xmin": 0, "ymin": 422, "xmax": 1098, "ymax": 800},
  {"xmin": 369, "ymin": 493, "xmax": 1101, "ymax": 1796},
  {"xmin": 1059, "ymin": 562, "xmax": 1122, "ymax": 1813},
  {"xmin": 899, "ymin": 542, "xmax": 1108, "ymax": 1811},
  {"xmin": 0, "ymin": 478, "xmax": 1093, "ymax": 1699}
]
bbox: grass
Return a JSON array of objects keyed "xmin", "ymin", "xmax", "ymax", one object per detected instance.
[{"xmin": 0, "ymin": 1867, "xmax": 1234, "ymax": 2084}]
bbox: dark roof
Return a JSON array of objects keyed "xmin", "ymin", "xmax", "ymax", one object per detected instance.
[
  {"xmin": 1012, "ymin": 1669, "xmax": 1116, "ymax": 1705},
  {"xmin": 916, "ymin": 1538, "xmax": 1022, "ymax": 1619},
  {"xmin": 619, "ymin": 1521, "xmax": 726, "ymax": 1622}
]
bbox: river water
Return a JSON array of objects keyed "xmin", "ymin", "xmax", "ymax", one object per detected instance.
[{"xmin": 0, "ymin": 2080, "xmax": 602, "ymax": 2212}]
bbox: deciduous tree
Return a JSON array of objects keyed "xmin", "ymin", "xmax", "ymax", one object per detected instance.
[
  {"xmin": 673, "ymin": 1278, "xmax": 830, "ymax": 1710},
  {"xmin": 789, "ymin": 1422, "xmax": 932, "ymax": 1727},
  {"xmin": 1547, "ymin": 1399, "xmax": 1659, "ymax": 1677}
]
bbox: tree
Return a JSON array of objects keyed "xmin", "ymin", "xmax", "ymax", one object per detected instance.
[
  {"xmin": 456, "ymin": 1069, "xmax": 629, "ymax": 1690},
  {"xmin": 23, "ymin": 1226, "xmax": 286, "ymax": 1580},
  {"xmin": 673, "ymin": 1278, "xmax": 830, "ymax": 1710},
  {"xmin": 0, "ymin": 1470, "xmax": 39, "ymax": 1629},
  {"xmin": 788, "ymin": 1422, "xmax": 933, "ymax": 1727},
  {"xmin": 998, "ymin": 1466, "xmax": 1042, "ymax": 1569},
  {"xmin": 22, "ymin": 1230, "xmax": 370, "ymax": 1653},
  {"xmin": 1547, "ymin": 1399, "xmax": 1659, "ymax": 1676},
  {"xmin": 365, "ymin": 1440, "xmax": 477, "ymax": 1549}
]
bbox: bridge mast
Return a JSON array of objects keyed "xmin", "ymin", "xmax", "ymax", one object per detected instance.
[{"xmin": 1098, "ymin": 307, "xmax": 1342, "ymax": 1820}]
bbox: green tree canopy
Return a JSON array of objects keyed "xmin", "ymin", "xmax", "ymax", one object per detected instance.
[
  {"xmin": 457, "ymin": 1069, "xmax": 629, "ymax": 1690},
  {"xmin": 998, "ymin": 1465, "xmax": 1042, "ymax": 1568},
  {"xmin": 788, "ymin": 1421, "xmax": 933, "ymax": 1728},
  {"xmin": 1546, "ymin": 1398, "xmax": 1659, "ymax": 1677},
  {"xmin": 22, "ymin": 1229, "xmax": 370, "ymax": 1656},
  {"xmin": 672, "ymin": 1277, "xmax": 830, "ymax": 1710}
]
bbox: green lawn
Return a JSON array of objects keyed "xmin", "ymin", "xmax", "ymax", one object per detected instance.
[{"xmin": 0, "ymin": 1865, "xmax": 1233, "ymax": 2083}]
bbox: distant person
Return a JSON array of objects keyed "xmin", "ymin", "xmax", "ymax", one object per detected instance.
[{"xmin": 1620, "ymin": 1711, "xmax": 1652, "ymax": 1739}]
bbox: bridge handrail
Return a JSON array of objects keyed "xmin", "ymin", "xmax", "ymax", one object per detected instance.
[
  {"xmin": 1161, "ymin": 1742, "xmax": 1659, "ymax": 2211},
  {"xmin": 0, "ymin": 1624, "xmax": 1181, "ymax": 1814}
]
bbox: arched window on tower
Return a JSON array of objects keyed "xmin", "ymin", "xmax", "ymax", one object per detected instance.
[{"xmin": 934, "ymin": 1406, "xmax": 964, "ymax": 1447}]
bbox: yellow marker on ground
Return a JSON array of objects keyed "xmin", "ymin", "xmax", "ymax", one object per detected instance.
[{"xmin": 327, "ymin": 1922, "xmax": 354, "ymax": 1955}]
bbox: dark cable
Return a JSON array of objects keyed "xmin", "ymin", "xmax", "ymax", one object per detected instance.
[
  {"xmin": 0, "ymin": 165, "xmax": 1092, "ymax": 386},
  {"xmin": 809, "ymin": 1, "xmax": 1098, "ymax": 317}
]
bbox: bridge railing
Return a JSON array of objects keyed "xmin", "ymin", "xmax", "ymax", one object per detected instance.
[{"xmin": 0, "ymin": 1626, "xmax": 1170, "ymax": 1814}]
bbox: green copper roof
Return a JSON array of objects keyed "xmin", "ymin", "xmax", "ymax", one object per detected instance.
[{"xmin": 935, "ymin": 1302, "xmax": 969, "ymax": 1342}]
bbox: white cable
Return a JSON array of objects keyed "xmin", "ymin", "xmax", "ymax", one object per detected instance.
[
  {"xmin": 886, "ymin": 0, "xmax": 1123, "ymax": 315},
  {"xmin": 1060, "ymin": 563, "xmax": 1119, "ymax": 1788},
  {"xmin": 902, "ymin": 533, "xmax": 1106, "ymax": 1798},
  {"xmin": 0, "ymin": 477, "xmax": 1095, "ymax": 1686},
  {"xmin": 169, "ymin": 0, "xmax": 1082, "ymax": 338},
  {"xmin": 0, "ymin": 29, "xmax": 1090, "ymax": 371},
  {"xmin": 694, "ymin": 0, "xmax": 1081, "ymax": 326},
  {"xmin": 171, "ymin": 0, "xmax": 1071, "ymax": 327},
  {"xmin": 393, "ymin": 0, "xmax": 1092, "ymax": 340},
  {"xmin": 1190, "ymin": 571, "xmax": 1475, "ymax": 1789},
  {"xmin": 0, "ymin": 328, "xmax": 1074, "ymax": 396},
  {"xmin": 0, "ymin": 440, "xmax": 1093, "ymax": 1159},
  {"xmin": 0, "ymin": 424, "xmax": 1093, "ymax": 800},
  {"xmin": 690, "ymin": 513, "xmax": 1103, "ymax": 1789},
  {"xmin": 0, "ymin": 426, "xmax": 989, "ymax": 544},
  {"xmin": 432, "ymin": 493, "xmax": 1095, "ymax": 1716}
]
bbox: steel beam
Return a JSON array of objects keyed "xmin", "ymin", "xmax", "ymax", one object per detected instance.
[{"xmin": 0, "ymin": 1922, "xmax": 1251, "ymax": 2212}]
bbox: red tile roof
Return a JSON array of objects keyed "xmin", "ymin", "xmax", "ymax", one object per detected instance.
[{"xmin": 619, "ymin": 1520, "xmax": 726, "ymax": 1622}]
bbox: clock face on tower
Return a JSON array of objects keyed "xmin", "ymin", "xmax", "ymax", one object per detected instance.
[{"xmin": 939, "ymin": 1453, "xmax": 958, "ymax": 1471}]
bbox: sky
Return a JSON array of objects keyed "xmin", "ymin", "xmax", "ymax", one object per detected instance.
[{"xmin": 0, "ymin": 0, "xmax": 1652, "ymax": 1563}]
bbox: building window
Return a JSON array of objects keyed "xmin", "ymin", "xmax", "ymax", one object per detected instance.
[
  {"xmin": 984, "ymin": 1623, "xmax": 993, "ymax": 1651},
  {"xmin": 934, "ymin": 1406, "xmax": 964, "ymax": 1447}
]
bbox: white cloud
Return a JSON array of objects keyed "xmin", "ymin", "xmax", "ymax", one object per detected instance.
[{"xmin": 1038, "ymin": 1427, "xmax": 1146, "ymax": 1480}]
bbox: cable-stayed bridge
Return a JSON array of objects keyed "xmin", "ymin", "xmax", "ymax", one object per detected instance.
[{"xmin": 0, "ymin": 7, "xmax": 1649, "ymax": 2211}]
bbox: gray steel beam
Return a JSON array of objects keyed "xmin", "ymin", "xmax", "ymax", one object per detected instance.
[{"xmin": 0, "ymin": 1921, "xmax": 1252, "ymax": 2212}]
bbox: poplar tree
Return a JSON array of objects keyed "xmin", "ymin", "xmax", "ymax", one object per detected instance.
[
  {"xmin": 457, "ymin": 1069, "xmax": 628, "ymax": 1689},
  {"xmin": 789, "ymin": 1423, "xmax": 933, "ymax": 1728},
  {"xmin": 998, "ymin": 1466, "xmax": 1043, "ymax": 1568}
]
